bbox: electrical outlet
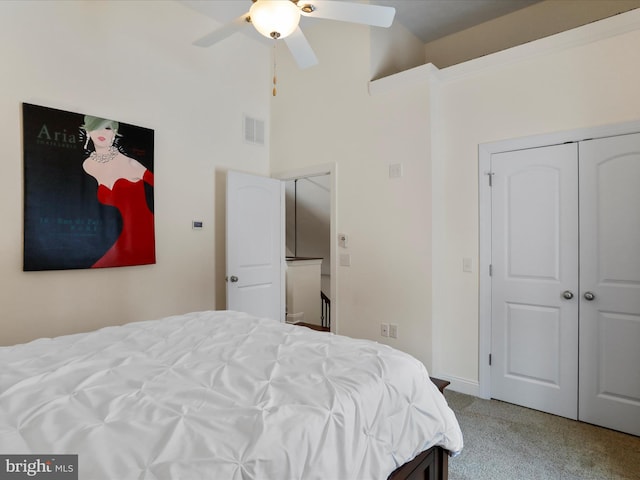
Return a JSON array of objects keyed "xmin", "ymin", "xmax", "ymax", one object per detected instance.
[
  {"xmin": 381, "ymin": 323, "xmax": 389, "ymax": 337},
  {"xmin": 389, "ymin": 324, "xmax": 398, "ymax": 339}
]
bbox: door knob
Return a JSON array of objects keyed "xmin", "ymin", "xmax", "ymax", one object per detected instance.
[
  {"xmin": 230, "ymin": 276, "xmax": 239, "ymax": 283},
  {"xmin": 584, "ymin": 291, "xmax": 595, "ymax": 301},
  {"xmin": 562, "ymin": 290, "xmax": 574, "ymax": 300}
]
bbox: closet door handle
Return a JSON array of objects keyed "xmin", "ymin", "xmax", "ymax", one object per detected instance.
[
  {"xmin": 584, "ymin": 291, "xmax": 595, "ymax": 301},
  {"xmin": 562, "ymin": 290, "xmax": 574, "ymax": 300}
]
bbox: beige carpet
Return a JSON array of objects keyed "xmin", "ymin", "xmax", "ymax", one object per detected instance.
[{"xmin": 444, "ymin": 391, "xmax": 640, "ymax": 480}]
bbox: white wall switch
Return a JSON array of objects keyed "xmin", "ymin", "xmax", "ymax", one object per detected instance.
[
  {"xmin": 389, "ymin": 324, "xmax": 398, "ymax": 339},
  {"xmin": 338, "ymin": 233, "xmax": 349, "ymax": 248},
  {"xmin": 463, "ymin": 257, "xmax": 473, "ymax": 272},
  {"xmin": 339, "ymin": 253, "xmax": 351, "ymax": 266},
  {"xmin": 389, "ymin": 163, "xmax": 403, "ymax": 178}
]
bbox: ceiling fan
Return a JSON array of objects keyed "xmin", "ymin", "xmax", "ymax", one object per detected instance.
[{"xmin": 193, "ymin": 0, "xmax": 396, "ymax": 69}]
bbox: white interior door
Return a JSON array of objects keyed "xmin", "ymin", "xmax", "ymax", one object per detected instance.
[
  {"xmin": 490, "ymin": 143, "xmax": 579, "ymax": 419},
  {"xmin": 578, "ymin": 133, "xmax": 640, "ymax": 436},
  {"xmin": 226, "ymin": 171, "xmax": 284, "ymax": 322}
]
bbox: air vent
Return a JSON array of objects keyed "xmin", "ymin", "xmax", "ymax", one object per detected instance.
[{"xmin": 243, "ymin": 115, "xmax": 265, "ymax": 146}]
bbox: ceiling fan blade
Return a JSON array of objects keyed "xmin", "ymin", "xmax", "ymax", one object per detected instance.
[
  {"xmin": 299, "ymin": 1, "xmax": 395, "ymax": 28},
  {"xmin": 284, "ymin": 27, "xmax": 319, "ymax": 69},
  {"xmin": 193, "ymin": 13, "xmax": 250, "ymax": 47}
]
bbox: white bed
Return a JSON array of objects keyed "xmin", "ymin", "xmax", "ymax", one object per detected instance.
[{"xmin": 0, "ymin": 310, "xmax": 463, "ymax": 479}]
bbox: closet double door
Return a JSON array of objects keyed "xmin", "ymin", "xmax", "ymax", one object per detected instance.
[{"xmin": 490, "ymin": 133, "xmax": 640, "ymax": 436}]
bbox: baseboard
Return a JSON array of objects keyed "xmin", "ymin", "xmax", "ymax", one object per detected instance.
[{"xmin": 434, "ymin": 374, "xmax": 479, "ymax": 397}]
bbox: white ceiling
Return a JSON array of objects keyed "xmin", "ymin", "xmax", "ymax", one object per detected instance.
[
  {"xmin": 371, "ymin": 0, "xmax": 542, "ymax": 43},
  {"xmin": 183, "ymin": 0, "xmax": 543, "ymax": 45}
]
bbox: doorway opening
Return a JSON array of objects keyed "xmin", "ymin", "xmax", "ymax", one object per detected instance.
[
  {"xmin": 274, "ymin": 164, "xmax": 337, "ymax": 334},
  {"xmin": 285, "ymin": 175, "xmax": 331, "ymax": 330}
]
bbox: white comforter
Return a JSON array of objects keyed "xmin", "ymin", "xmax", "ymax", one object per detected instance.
[{"xmin": 0, "ymin": 310, "xmax": 463, "ymax": 480}]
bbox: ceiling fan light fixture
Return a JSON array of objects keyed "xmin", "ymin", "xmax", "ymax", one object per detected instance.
[{"xmin": 250, "ymin": 0, "xmax": 301, "ymax": 40}]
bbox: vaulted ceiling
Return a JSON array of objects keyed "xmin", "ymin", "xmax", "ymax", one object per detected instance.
[
  {"xmin": 370, "ymin": 0, "xmax": 541, "ymax": 43},
  {"xmin": 182, "ymin": 0, "xmax": 542, "ymax": 45}
]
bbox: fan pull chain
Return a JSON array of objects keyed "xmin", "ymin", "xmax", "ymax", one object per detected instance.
[{"xmin": 272, "ymin": 43, "xmax": 277, "ymax": 97}]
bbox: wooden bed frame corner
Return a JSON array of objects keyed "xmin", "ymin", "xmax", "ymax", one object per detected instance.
[{"xmin": 388, "ymin": 445, "xmax": 449, "ymax": 480}]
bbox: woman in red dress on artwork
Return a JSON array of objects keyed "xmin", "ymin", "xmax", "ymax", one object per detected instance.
[{"xmin": 81, "ymin": 115, "xmax": 155, "ymax": 268}]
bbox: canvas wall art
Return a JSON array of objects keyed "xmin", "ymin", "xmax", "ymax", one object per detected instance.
[{"xmin": 22, "ymin": 103, "xmax": 155, "ymax": 271}]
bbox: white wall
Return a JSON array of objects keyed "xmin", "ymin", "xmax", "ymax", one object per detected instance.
[
  {"xmin": 432, "ymin": 10, "xmax": 640, "ymax": 392},
  {"xmin": 271, "ymin": 9, "xmax": 640, "ymax": 380},
  {"xmin": 370, "ymin": 21, "xmax": 426, "ymax": 80},
  {"xmin": 6, "ymin": 1, "xmax": 638, "ymax": 388},
  {"xmin": 0, "ymin": 1, "xmax": 271, "ymax": 345},
  {"xmin": 270, "ymin": 21, "xmax": 435, "ymax": 369}
]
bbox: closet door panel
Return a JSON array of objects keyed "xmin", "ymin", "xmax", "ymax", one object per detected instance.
[
  {"xmin": 490, "ymin": 143, "xmax": 579, "ymax": 419},
  {"xmin": 578, "ymin": 133, "xmax": 640, "ymax": 437}
]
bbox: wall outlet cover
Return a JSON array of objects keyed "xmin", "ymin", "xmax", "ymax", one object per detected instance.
[{"xmin": 381, "ymin": 323, "xmax": 389, "ymax": 337}]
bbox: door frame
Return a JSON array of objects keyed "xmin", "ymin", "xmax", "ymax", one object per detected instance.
[
  {"xmin": 272, "ymin": 162, "xmax": 338, "ymax": 333},
  {"xmin": 478, "ymin": 119, "xmax": 640, "ymax": 400}
]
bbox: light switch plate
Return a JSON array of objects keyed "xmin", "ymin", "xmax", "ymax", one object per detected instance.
[
  {"xmin": 389, "ymin": 324, "xmax": 398, "ymax": 339},
  {"xmin": 338, "ymin": 233, "xmax": 348, "ymax": 248},
  {"xmin": 463, "ymin": 257, "xmax": 473, "ymax": 272},
  {"xmin": 389, "ymin": 163, "xmax": 403, "ymax": 178}
]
